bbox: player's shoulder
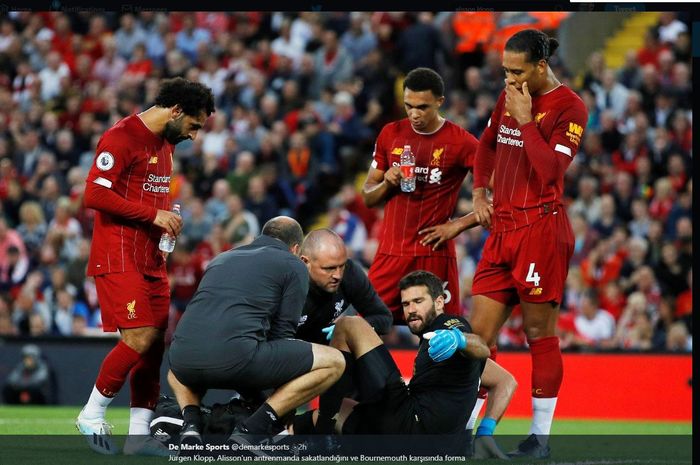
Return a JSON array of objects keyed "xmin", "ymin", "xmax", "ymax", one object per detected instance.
[
  {"xmin": 102, "ymin": 116, "xmax": 138, "ymax": 144},
  {"xmin": 555, "ymin": 85, "xmax": 586, "ymax": 107},
  {"xmin": 343, "ymin": 258, "xmax": 368, "ymax": 282},
  {"xmin": 443, "ymin": 119, "xmax": 477, "ymax": 139},
  {"xmin": 380, "ymin": 119, "xmax": 409, "ymax": 136}
]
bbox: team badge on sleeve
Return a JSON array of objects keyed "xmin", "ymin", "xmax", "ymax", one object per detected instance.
[{"xmin": 96, "ymin": 152, "xmax": 115, "ymax": 171}]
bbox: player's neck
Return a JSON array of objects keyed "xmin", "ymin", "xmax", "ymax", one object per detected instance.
[
  {"xmin": 137, "ymin": 106, "xmax": 169, "ymax": 138},
  {"xmin": 414, "ymin": 116, "xmax": 445, "ymax": 135},
  {"xmin": 538, "ymin": 69, "xmax": 562, "ymax": 96}
]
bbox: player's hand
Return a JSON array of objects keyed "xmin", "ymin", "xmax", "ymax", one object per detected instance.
[
  {"xmin": 321, "ymin": 324, "xmax": 336, "ymax": 342},
  {"xmin": 423, "ymin": 328, "xmax": 467, "ymax": 363},
  {"xmin": 473, "ymin": 192, "xmax": 494, "ymax": 229},
  {"xmin": 383, "ymin": 166, "xmax": 402, "ymax": 188},
  {"xmin": 154, "ymin": 209, "xmax": 183, "ymax": 237},
  {"xmin": 419, "ymin": 221, "xmax": 461, "ymax": 250},
  {"xmin": 504, "ymin": 80, "xmax": 533, "ymax": 126},
  {"xmin": 473, "ymin": 436, "xmax": 510, "ymax": 460}
]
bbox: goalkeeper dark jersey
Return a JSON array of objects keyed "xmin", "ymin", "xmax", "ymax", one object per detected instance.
[{"xmin": 409, "ymin": 313, "xmax": 485, "ymax": 433}]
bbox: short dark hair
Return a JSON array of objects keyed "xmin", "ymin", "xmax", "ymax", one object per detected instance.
[
  {"xmin": 262, "ymin": 216, "xmax": 304, "ymax": 249},
  {"xmin": 505, "ymin": 29, "xmax": 559, "ymax": 63},
  {"xmin": 403, "ymin": 67, "xmax": 444, "ymax": 98},
  {"xmin": 399, "ymin": 270, "xmax": 444, "ymax": 300},
  {"xmin": 154, "ymin": 77, "xmax": 215, "ymax": 117}
]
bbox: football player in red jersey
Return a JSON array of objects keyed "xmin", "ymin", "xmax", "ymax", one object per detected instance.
[
  {"xmin": 471, "ymin": 29, "xmax": 587, "ymax": 458},
  {"xmin": 362, "ymin": 67, "xmax": 480, "ymax": 324},
  {"xmin": 76, "ymin": 78, "xmax": 214, "ymax": 456}
]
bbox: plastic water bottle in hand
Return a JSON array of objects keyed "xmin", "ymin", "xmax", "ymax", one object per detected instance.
[
  {"xmin": 400, "ymin": 144, "xmax": 416, "ymax": 193},
  {"xmin": 158, "ymin": 203, "xmax": 181, "ymax": 253}
]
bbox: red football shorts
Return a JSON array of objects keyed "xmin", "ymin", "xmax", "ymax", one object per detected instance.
[
  {"xmin": 368, "ymin": 254, "xmax": 460, "ymax": 323},
  {"xmin": 472, "ymin": 207, "xmax": 574, "ymax": 306},
  {"xmin": 95, "ymin": 272, "xmax": 170, "ymax": 332}
]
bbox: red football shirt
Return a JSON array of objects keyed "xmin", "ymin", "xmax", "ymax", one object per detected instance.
[
  {"xmin": 85, "ymin": 115, "xmax": 174, "ymax": 277},
  {"xmin": 371, "ymin": 119, "xmax": 478, "ymax": 257},
  {"xmin": 474, "ymin": 85, "xmax": 588, "ymax": 233}
]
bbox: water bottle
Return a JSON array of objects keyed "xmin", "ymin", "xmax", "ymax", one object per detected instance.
[
  {"xmin": 400, "ymin": 144, "xmax": 416, "ymax": 192},
  {"xmin": 158, "ymin": 203, "xmax": 181, "ymax": 253}
]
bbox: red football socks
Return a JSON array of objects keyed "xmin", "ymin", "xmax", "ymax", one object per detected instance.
[
  {"xmin": 95, "ymin": 340, "xmax": 142, "ymax": 398},
  {"xmin": 528, "ymin": 336, "xmax": 563, "ymax": 398}
]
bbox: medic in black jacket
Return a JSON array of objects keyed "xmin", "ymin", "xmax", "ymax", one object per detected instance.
[{"xmin": 296, "ymin": 229, "xmax": 392, "ymax": 344}]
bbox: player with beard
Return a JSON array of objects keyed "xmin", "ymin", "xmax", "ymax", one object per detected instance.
[
  {"xmin": 76, "ymin": 78, "xmax": 215, "ymax": 456},
  {"xmin": 293, "ymin": 271, "xmax": 515, "ymax": 451}
]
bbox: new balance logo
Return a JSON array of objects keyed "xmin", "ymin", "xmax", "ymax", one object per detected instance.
[{"xmin": 529, "ymin": 288, "xmax": 543, "ymax": 296}]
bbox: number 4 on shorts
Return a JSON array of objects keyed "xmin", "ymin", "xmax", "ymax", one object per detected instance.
[{"xmin": 526, "ymin": 263, "xmax": 541, "ymax": 287}]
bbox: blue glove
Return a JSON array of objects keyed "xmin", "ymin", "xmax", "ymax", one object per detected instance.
[
  {"xmin": 424, "ymin": 328, "xmax": 467, "ymax": 362},
  {"xmin": 321, "ymin": 324, "xmax": 336, "ymax": 341}
]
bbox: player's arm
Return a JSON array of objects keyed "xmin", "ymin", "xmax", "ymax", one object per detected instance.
[
  {"xmin": 472, "ymin": 94, "xmax": 502, "ymax": 228},
  {"xmin": 459, "ymin": 332, "xmax": 491, "ymax": 359},
  {"xmin": 84, "ymin": 139, "xmax": 183, "ymax": 236},
  {"xmin": 419, "ymin": 212, "xmax": 480, "ymax": 250},
  {"xmin": 346, "ymin": 260, "xmax": 392, "ymax": 335},
  {"xmin": 362, "ymin": 165, "xmax": 401, "ymax": 208},
  {"xmin": 479, "ymin": 358, "xmax": 517, "ymax": 422},
  {"xmin": 507, "ymin": 82, "xmax": 588, "ymax": 186},
  {"xmin": 267, "ymin": 260, "xmax": 310, "ymax": 341},
  {"xmin": 361, "ymin": 130, "xmax": 401, "ymax": 208}
]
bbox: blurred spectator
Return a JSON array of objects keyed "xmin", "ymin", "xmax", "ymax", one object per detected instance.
[
  {"xmin": 341, "ymin": 12, "xmax": 377, "ymax": 67},
  {"xmin": 204, "ymin": 179, "xmax": 231, "ymax": 224},
  {"xmin": 665, "ymin": 322, "xmax": 691, "ymax": 352},
  {"xmin": 244, "ymin": 174, "xmax": 278, "ymax": 226},
  {"xmin": 0, "ymin": 245, "xmax": 29, "ymax": 295},
  {"xmin": 37, "ymin": 51, "xmax": 70, "ymax": 103},
  {"xmin": 221, "ymin": 193, "xmax": 259, "ymax": 247},
  {"xmin": 310, "ymin": 29, "xmax": 353, "ymax": 98},
  {"xmin": 599, "ymin": 281, "xmax": 626, "ymax": 321},
  {"xmin": 574, "ymin": 290, "xmax": 617, "ymax": 348},
  {"xmin": 615, "ymin": 292, "xmax": 653, "ymax": 350},
  {"xmin": 570, "ymin": 212, "xmax": 597, "ymax": 267},
  {"xmin": 114, "ymin": 13, "xmax": 148, "ymax": 60},
  {"xmin": 591, "ymin": 194, "xmax": 619, "ymax": 238},
  {"xmin": 180, "ymin": 198, "xmax": 214, "ymax": 245},
  {"xmin": 122, "ymin": 42, "xmax": 153, "ymax": 86},
  {"xmin": 568, "ymin": 176, "xmax": 601, "ymax": 224},
  {"xmin": 167, "ymin": 239, "xmax": 204, "ymax": 316},
  {"xmin": 92, "ymin": 35, "xmax": 127, "ymax": 87},
  {"xmin": 617, "ymin": 50, "xmax": 641, "ymax": 89},
  {"xmin": 2, "ymin": 344, "xmax": 54, "ymax": 404},
  {"xmin": 15, "ymin": 201, "xmax": 46, "ymax": 262},
  {"xmin": 271, "ymin": 18, "xmax": 305, "ymax": 68},
  {"xmin": 395, "ymin": 12, "xmax": 449, "ymax": 74},
  {"xmin": 655, "ymin": 12, "xmax": 688, "ymax": 45},
  {"xmin": 592, "ymin": 68, "xmax": 629, "ymax": 120},
  {"xmin": 11, "ymin": 286, "xmax": 50, "ymax": 336},
  {"xmin": 636, "ymin": 28, "xmax": 668, "ymax": 69},
  {"xmin": 47, "ymin": 196, "xmax": 83, "ymax": 262},
  {"xmin": 65, "ymin": 238, "xmax": 90, "ymax": 300},
  {"xmin": 0, "ymin": 214, "xmax": 29, "ymax": 274},
  {"xmin": 48, "ymin": 288, "xmax": 89, "ymax": 336},
  {"xmin": 328, "ymin": 194, "xmax": 366, "ymax": 259},
  {"xmin": 580, "ymin": 238, "xmax": 624, "ymax": 290},
  {"xmin": 656, "ymin": 241, "xmax": 691, "ymax": 297},
  {"xmin": 648, "ymin": 177, "xmax": 675, "ymax": 222}
]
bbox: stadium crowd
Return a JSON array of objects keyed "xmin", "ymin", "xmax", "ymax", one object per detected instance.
[{"xmin": 0, "ymin": 11, "xmax": 692, "ymax": 353}]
